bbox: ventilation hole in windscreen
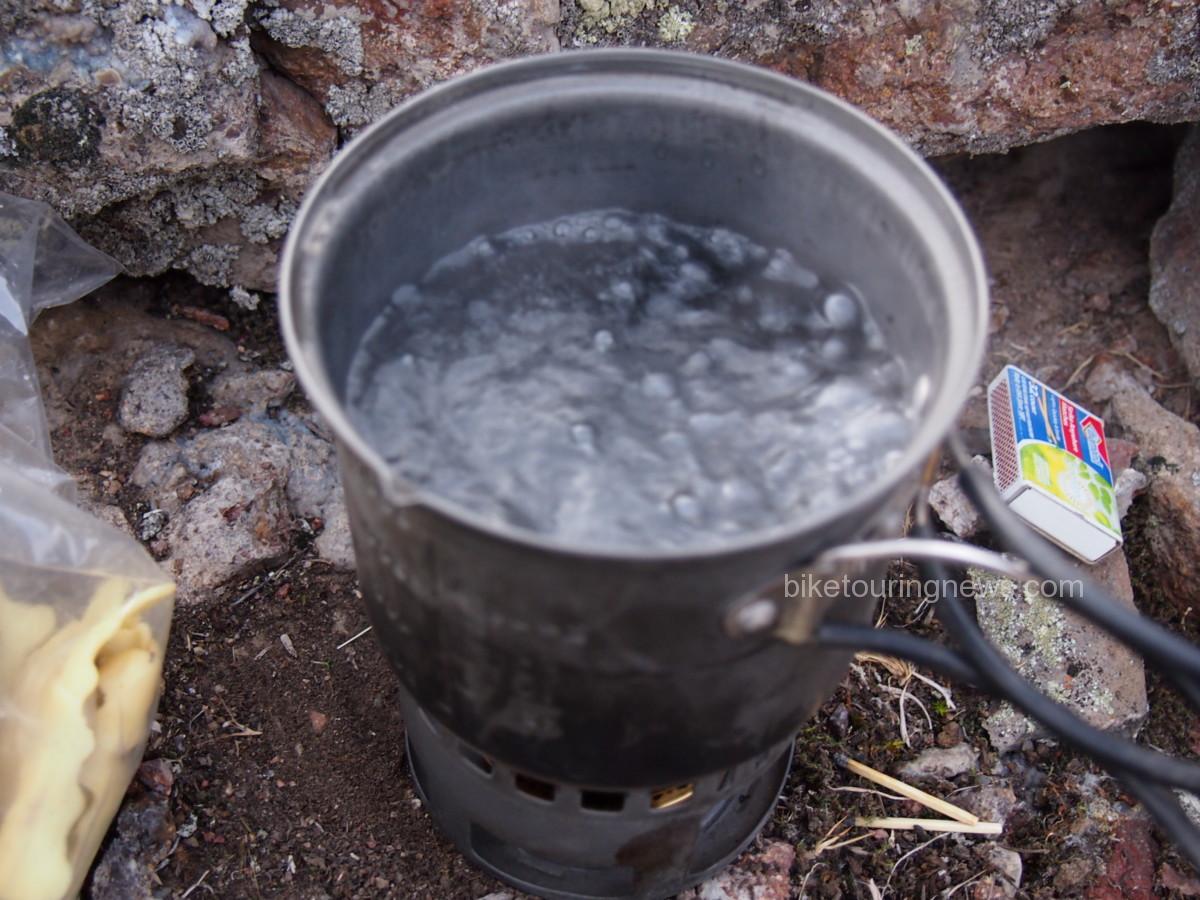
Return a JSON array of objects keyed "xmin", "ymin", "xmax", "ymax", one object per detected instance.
[
  {"xmin": 650, "ymin": 783, "xmax": 695, "ymax": 810},
  {"xmin": 514, "ymin": 773, "xmax": 557, "ymax": 803},
  {"xmin": 459, "ymin": 744, "xmax": 494, "ymax": 776},
  {"xmin": 580, "ymin": 789, "xmax": 626, "ymax": 813}
]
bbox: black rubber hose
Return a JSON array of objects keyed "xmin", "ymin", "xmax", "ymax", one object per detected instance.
[
  {"xmin": 951, "ymin": 437, "xmax": 1200, "ymax": 707},
  {"xmin": 822, "ymin": 617, "xmax": 1200, "ymax": 869},
  {"xmin": 813, "ymin": 622, "xmax": 980, "ymax": 685},
  {"xmin": 919, "ymin": 534, "xmax": 1200, "ymax": 792}
]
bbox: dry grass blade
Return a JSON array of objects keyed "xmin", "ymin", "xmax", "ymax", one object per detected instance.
[
  {"xmin": 854, "ymin": 651, "xmax": 914, "ymax": 682},
  {"xmin": 811, "ymin": 816, "xmax": 875, "ymax": 855},
  {"xmin": 832, "ymin": 785, "xmax": 910, "ymax": 802},
  {"xmin": 909, "ymin": 670, "xmax": 956, "ymax": 711},
  {"xmin": 879, "ymin": 682, "xmax": 933, "ymax": 747}
]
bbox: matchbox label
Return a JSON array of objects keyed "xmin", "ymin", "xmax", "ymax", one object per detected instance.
[{"xmin": 1003, "ymin": 366, "xmax": 1120, "ymax": 539}]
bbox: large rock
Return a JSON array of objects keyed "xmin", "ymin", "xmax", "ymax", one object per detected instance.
[
  {"xmin": 0, "ymin": 0, "xmax": 555, "ymax": 290},
  {"xmin": 0, "ymin": 1, "xmax": 330, "ymax": 291},
  {"xmin": 250, "ymin": 0, "xmax": 561, "ymax": 130},
  {"xmin": 561, "ymin": 0, "xmax": 1200, "ymax": 156},
  {"xmin": 1150, "ymin": 126, "xmax": 1200, "ymax": 383},
  {"xmin": 1087, "ymin": 360, "xmax": 1200, "ymax": 610},
  {"xmin": 132, "ymin": 410, "xmax": 355, "ymax": 603},
  {"xmin": 4, "ymin": 1, "xmax": 1197, "ymax": 289}
]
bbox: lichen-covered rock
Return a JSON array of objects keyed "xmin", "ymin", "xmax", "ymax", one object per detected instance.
[
  {"xmin": 0, "ymin": 0, "xmax": 331, "ymax": 291},
  {"xmin": 974, "ymin": 549, "xmax": 1149, "ymax": 753},
  {"xmin": 1087, "ymin": 360, "xmax": 1200, "ymax": 610},
  {"xmin": 1150, "ymin": 126, "xmax": 1200, "ymax": 384},
  {"xmin": 250, "ymin": 0, "xmax": 560, "ymax": 129},
  {"xmin": 560, "ymin": 0, "xmax": 1200, "ymax": 156},
  {"xmin": 4, "ymin": 0, "xmax": 1197, "ymax": 290}
]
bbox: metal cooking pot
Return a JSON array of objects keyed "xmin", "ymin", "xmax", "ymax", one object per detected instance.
[{"xmin": 280, "ymin": 49, "xmax": 987, "ymax": 898}]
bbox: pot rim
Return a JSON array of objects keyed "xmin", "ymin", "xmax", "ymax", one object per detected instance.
[{"xmin": 279, "ymin": 48, "xmax": 990, "ymax": 563}]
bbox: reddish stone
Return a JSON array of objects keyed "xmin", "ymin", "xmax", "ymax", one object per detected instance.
[{"xmin": 1086, "ymin": 818, "xmax": 1156, "ymax": 900}]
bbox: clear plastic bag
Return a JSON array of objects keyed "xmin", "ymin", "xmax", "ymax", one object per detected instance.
[{"xmin": 0, "ymin": 193, "xmax": 176, "ymax": 900}]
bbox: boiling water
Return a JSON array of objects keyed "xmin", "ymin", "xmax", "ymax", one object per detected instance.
[{"xmin": 346, "ymin": 209, "xmax": 919, "ymax": 549}]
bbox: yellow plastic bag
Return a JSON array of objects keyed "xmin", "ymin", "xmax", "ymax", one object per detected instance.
[{"xmin": 0, "ymin": 193, "xmax": 175, "ymax": 899}]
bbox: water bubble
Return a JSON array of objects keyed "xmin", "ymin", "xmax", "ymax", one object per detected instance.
[
  {"xmin": 659, "ymin": 431, "xmax": 690, "ymax": 456},
  {"xmin": 593, "ymin": 330, "xmax": 614, "ymax": 352},
  {"xmin": 821, "ymin": 337, "xmax": 849, "ymax": 361},
  {"xmin": 823, "ymin": 291, "xmax": 860, "ymax": 329},
  {"xmin": 717, "ymin": 477, "xmax": 762, "ymax": 521},
  {"xmin": 604, "ymin": 215, "xmax": 623, "ymax": 231},
  {"xmin": 705, "ymin": 229, "xmax": 747, "ymax": 267},
  {"xmin": 679, "ymin": 261, "xmax": 711, "ymax": 286},
  {"xmin": 583, "ymin": 227, "xmax": 599, "ymax": 242},
  {"xmin": 571, "ymin": 422, "xmax": 596, "ymax": 452},
  {"xmin": 671, "ymin": 491, "xmax": 703, "ymax": 524},
  {"xmin": 763, "ymin": 249, "xmax": 819, "ymax": 288},
  {"xmin": 609, "ymin": 281, "xmax": 636, "ymax": 303},
  {"xmin": 642, "ymin": 372, "xmax": 674, "ymax": 399},
  {"xmin": 912, "ymin": 374, "xmax": 932, "ymax": 409},
  {"xmin": 553, "ymin": 220, "xmax": 570, "ymax": 238},
  {"xmin": 681, "ymin": 351, "xmax": 711, "ymax": 376}
]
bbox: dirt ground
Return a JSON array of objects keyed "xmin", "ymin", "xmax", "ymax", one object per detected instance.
[{"xmin": 30, "ymin": 122, "xmax": 1197, "ymax": 898}]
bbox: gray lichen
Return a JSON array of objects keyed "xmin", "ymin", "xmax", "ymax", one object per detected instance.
[
  {"xmin": 980, "ymin": 0, "xmax": 1073, "ymax": 58},
  {"xmin": 187, "ymin": 0, "xmax": 252, "ymax": 37},
  {"xmin": 576, "ymin": 0, "xmax": 657, "ymax": 38},
  {"xmin": 323, "ymin": 81, "xmax": 406, "ymax": 129},
  {"xmin": 169, "ymin": 172, "xmax": 259, "ymax": 228},
  {"xmin": 184, "ymin": 242, "xmax": 241, "ymax": 286},
  {"xmin": 228, "ymin": 284, "xmax": 261, "ymax": 310},
  {"xmin": 0, "ymin": 0, "xmax": 278, "ymax": 286},
  {"xmin": 240, "ymin": 197, "xmax": 297, "ymax": 244},
  {"xmin": 256, "ymin": 5, "xmax": 365, "ymax": 76},
  {"xmin": 657, "ymin": 7, "xmax": 694, "ymax": 43}
]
